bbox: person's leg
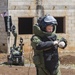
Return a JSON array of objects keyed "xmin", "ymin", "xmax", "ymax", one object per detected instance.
[
  {"xmin": 36, "ymin": 67, "xmax": 50, "ymax": 75},
  {"xmin": 54, "ymin": 67, "xmax": 61, "ymax": 75},
  {"xmin": 53, "ymin": 62, "xmax": 61, "ymax": 75}
]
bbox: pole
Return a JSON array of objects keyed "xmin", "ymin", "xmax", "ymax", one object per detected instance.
[
  {"xmin": 7, "ymin": 16, "xmax": 11, "ymax": 54},
  {"xmin": 36, "ymin": 0, "xmax": 44, "ymax": 19},
  {"xmin": 7, "ymin": 1, "xmax": 11, "ymax": 54}
]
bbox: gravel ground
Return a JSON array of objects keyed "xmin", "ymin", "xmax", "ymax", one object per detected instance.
[{"xmin": 0, "ymin": 53, "xmax": 75, "ymax": 75}]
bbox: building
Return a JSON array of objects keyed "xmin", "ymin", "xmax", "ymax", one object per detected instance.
[
  {"xmin": 0, "ymin": 0, "xmax": 8, "ymax": 52},
  {"xmin": 0, "ymin": 0, "xmax": 75, "ymax": 54}
]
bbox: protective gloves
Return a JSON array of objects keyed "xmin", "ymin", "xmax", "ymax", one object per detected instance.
[
  {"xmin": 53, "ymin": 40, "xmax": 59, "ymax": 45},
  {"xmin": 58, "ymin": 41, "xmax": 66, "ymax": 48},
  {"xmin": 59, "ymin": 38, "xmax": 67, "ymax": 49},
  {"xmin": 53, "ymin": 38, "xmax": 67, "ymax": 49}
]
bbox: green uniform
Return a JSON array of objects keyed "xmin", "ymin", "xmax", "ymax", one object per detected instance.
[{"xmin": 31, "ymin": 25, "xmax": 62, "ymax": 75}]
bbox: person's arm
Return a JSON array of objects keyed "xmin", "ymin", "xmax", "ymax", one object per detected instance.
[
  {"xmin": 57, "ymin": 35, "xmax": 67, "ymax": 49},
  {"xmin": 58, "ymin": 37, "xmax": 67, "ymax": 49},
  {"xmin": 31, "ymin": 36, "xmax": 55, "ymax": 50}
]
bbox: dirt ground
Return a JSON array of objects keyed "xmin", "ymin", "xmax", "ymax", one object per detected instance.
[{"xmin": 0, "ymin": 53, "xmax": 75, "ymax": 75}]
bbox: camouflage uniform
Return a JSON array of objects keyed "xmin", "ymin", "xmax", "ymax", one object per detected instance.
[{"xmin": 31, "ymin": 15, "xmax": 67, "ymax": 75}]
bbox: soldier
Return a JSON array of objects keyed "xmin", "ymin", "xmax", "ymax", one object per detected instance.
[{"xmin": 31, "ymin": 15, "xmax": 67, "ymax": 75}]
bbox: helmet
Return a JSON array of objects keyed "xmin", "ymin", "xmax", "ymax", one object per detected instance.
[{"xmin": 38, "ymin": 15, "xmax": 58, "ymax": 32}]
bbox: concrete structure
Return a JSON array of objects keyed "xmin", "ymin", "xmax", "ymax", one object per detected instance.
[
  {"xmin": 0, "ymin": 0, "xmax": 8, "ymax": 52},
  {"xmin": 0, "ymin": 0, "xmax": 75, "ymax": 53}
]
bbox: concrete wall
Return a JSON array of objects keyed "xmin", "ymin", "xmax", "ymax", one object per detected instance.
[
  {"xmin": 8, "ymin": 0, "xmax": 36, "ymax": 54},
  {"xmin": 0, "ymin": 0, "xmax": 8, "ymax": 52},
  {"xmin": 0, "ymin": 0, "xmax": 75, "ymax": 53}
]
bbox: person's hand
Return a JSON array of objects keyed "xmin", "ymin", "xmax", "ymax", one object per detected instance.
[
  {"xmin": 53, "ymin": 40, "xmax": 59, "ymax": 45},
  {"xmin": 58, "ymin": 41, "xmax": 65, "ymax": 48}
]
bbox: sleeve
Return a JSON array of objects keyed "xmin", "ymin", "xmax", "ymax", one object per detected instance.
[
  {"xmin": 57, "ymin": 36, "xmax": 67, "ymax": 49},
  {"xmin": 31, "ymin": 35, "xmax": 54, "ymax": 50},
  {"xmin": 59, "ymin": 37, "xmax": 67, "ymax": 49}
]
